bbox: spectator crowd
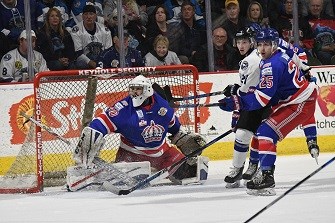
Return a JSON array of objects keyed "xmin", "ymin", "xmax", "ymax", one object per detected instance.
[{"xmin": 1, "ymin": 0, "xmax": 335, "ymax": 82}]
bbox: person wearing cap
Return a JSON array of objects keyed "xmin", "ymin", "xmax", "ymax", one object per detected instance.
[
  {"xmin": 0, "ymin": 30, "xmax": 48, "ymax": 82},
  {"xmin": 70, "ymin": 0, "xmax": 104, "ymax": 25},
  {"xmin": 96, "ymin": 29, "xmax": 144, "ymax": 68},
  {"xmin": 70, "ymin": 4, "xmax": 112, "ymax": 69},
  {"xmin": 221, "ymin": 0, "xmax": 247, "ymax": 54}
]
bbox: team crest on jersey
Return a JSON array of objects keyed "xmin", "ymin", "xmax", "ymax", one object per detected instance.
[
  {"xmin": 241, "ymin": 61, "xmax": 248, "ymax": 70},
  {"xmin": 34, "ymin": 60, "xmax": 41, "ymax": 69},
  {"xmin": 141, "ymin": 120, "xmax": 164, "ymax": 143},
  {"xmin": 3, "ymin": 54, "xmax": 11, "ymax": 61},
  {"xmin": 158, "ymin": 107, "xmax": 167, "ymax": 116},
  {"xmin": 72, "ymin": 26, "xmax": 79, "ymax": 33},
  {"xmin": 108, "ymin": 107, "xmax": 118, "ymax": 117},
  {"xmin": 139, "ymin": 119, "xmax": 147, "ymax": 127},
  {"xmin": 15, "ymin": 61, "xmax": 23, "ymax": 69}
]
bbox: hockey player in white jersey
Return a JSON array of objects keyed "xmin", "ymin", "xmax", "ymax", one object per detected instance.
[
  {"xmin": 223, "ymin": 26, "xmax": 271, "ymax": 188},
  {"xmin": 0, "ymin": 30, "xmax": 48, "ymax": 82},
  {"xmin": 70, "ymin": 5, "xmax": 112, "ymax": 69}
]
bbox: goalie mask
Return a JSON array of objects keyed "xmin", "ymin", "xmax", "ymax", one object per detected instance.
[{"xmin": 129, "ymin": 75, "xmax": 153, "ymax": 107}]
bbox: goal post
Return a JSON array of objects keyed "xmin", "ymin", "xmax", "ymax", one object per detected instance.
[{"xmin": 0, "ymin": 65, "xmax": 200, "ymax": 193}]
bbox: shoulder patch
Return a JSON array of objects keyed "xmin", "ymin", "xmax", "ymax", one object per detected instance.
[
  {"xmin": 72, "ymin": 26, "xmax": 79, "ymax": 33},
  {"xmin": 3, "ymin": 54, "xmax": 11, "ymax": 61},
  {"xmin": 241, "ymin": 61, "xmax": 248, "ymax": 70},
  {"xmin": 107, "ymin": 107, "xmax": 119, "ymax": 117}
]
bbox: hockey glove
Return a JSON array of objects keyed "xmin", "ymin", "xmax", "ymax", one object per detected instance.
[
  {"xmin": 218, "ymin": 95, "xmax": 242, "ymax": 112},
  {"xmin": 223, "ymin": 84, "xmax": 241, "ymax": 97},
  {"xmin": 302, "ymin": 68, "xmax": 317, "ymax": 84},
  {"xmin": 231, "ymin": 110, "xmax": 240, "ymax": 131}
]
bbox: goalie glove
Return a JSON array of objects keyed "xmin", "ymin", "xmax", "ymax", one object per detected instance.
[
  {"xmin": 73, "ymin": 127, "xmax": 106, "ymax": 167},
  {"xmin": 170, "ymin": 130, "xmax": 207, "ymax": 157}
]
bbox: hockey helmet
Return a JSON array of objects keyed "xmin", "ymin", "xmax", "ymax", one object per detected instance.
[
  {"xmin": 128, "ymin": 75, "xmax": 153, "ymax": 107},
  {"xmin": 255, "ymin": 28, "xmax": 279, "ymax": 46},
  {"xmin": 233, "ymin": 26, "xmax": 256, "ymax": 47}
]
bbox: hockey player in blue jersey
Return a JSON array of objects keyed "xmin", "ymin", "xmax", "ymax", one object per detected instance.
[
  {"xmin": 72, "ymin": 75, "xmax": 208, "ymax": 185},
  {"xmin": 223, "ymin": 26, "xmax": 271, "ymax": 188},
  {"xmin": 218, "ymin": 28, "xmax": 319, "ymax": 195},
  {"xmin": 223, "ymin": 27, "xmax": 320, "ymax": 189}
]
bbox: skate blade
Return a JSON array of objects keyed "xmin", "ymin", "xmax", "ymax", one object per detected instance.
[
  {"xmin": 225, "ymin": 180, "xmax": 241, "ymax": 188},
  {"xmin": 246, "ymin": 188, "xmax": 276, "ymax": 196}
]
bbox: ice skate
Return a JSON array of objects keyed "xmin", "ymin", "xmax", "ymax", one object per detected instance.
[
  {"xmin": 246, "ymin": 166, "xmax": 276, "ymax": 196},
  {"xmin": 224, "ymin": 166, "xmax": 243, "ymax": 188},
  {"xmin": 242, "ymin": 162, "xmax": 258, "ymax": 181}
]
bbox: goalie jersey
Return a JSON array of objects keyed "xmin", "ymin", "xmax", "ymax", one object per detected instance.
[{"xmin": 89, "ymin": 92, "xmax": 181, "ymax": 157}]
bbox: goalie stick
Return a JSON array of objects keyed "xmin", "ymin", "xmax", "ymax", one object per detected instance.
[
  {"xmin": 244, "ymin": 155, "xmax": 335, "ymax": 223},
  {"xmin": 107, "ymin": 128, "xmax": 234, "ymax": 195},
  {"xmin": 20, "ymin": 112, "xmax": 138, "ymax": 190}
]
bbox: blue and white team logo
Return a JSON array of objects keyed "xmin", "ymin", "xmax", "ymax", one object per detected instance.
[
  {"xmin": 241, "ymin": 61, "xmax": 248, "ymax": 70},
  {"xmin": 141, "ymin": 120, "xmax": 164, "ymax": 143}
]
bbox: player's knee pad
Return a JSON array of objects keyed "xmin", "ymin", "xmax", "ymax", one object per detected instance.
[
  {"xmin": 169, "ymin": 156, "xmax": 209, "ymax": 185},
  {"xmin": 235, "ymin": 129, "xmax": 254, "ymax": 146},
  {"xmin": 73, "ymin": 126, "xmax": 106, "ymax": 167}
]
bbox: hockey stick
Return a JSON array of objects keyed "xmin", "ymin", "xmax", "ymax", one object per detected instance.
[
  {"xmin": 163, "ymin": 85, "xmax": 226, "ymax": 102},
  {"xmin": 110, "ymin": 128, "xmax": 234, "ymax": 195},
  {"xmin": 162, "ymin": 85, "xmax": 223, "ymax": 108},
  {"xmin": 244, "ymin": 156, "xmax": 335, "ymax": 223},
  {"xmin": 20, "ymin": 111, "xmax": 71, "ymax": 145}
]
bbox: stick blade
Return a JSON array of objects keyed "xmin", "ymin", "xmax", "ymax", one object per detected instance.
[{"xmin": 102, "ymin": 181, "xmax": 129, "ymax": 195}]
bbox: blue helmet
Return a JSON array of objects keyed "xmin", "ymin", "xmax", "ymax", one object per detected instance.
[
  {"xmin": 248, "ymin": 23, "xmax": 262, "ymax": 35},
  {"xmin": 255, "ymin": 28, "xmax": 279, "ymax": 45}
]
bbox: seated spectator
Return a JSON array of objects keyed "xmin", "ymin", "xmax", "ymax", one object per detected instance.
[
  {"xmin": 36, "ymin": 0, "xmax": 71, "ymax": 29},
  {"xmin": 0, "ymin": 0, "xmax": 38, "ymax": 50},
  {"xmin": 304, "ymin": 0, "xmax": 335, "ymax": 64},
  {"xmin": 124, "ymin": 0, "xmax": 148, "ymax": 26},
  {"xmin": 178, "ymin": 1, "xmax": 206, "ymax": 64},
  {"xmin": 70, "ymin": 0, "xmax": 104, "ymax": 25},
  {"xmin": 70, "ymin": 5, "xmax": 112, "ymax": 69},
  {"xmin": 272, "ymin": 0, "xmax": 314, "ymax": 48},
  {"xmin": 221, "ymin": 0, "xmax": 247, "ymax": 51},
  {"xmin": 36, "ymin": 8, "xmax": 76, "ymax": 70},
  {"xmin": 142, "ymin": 5, "xmax": 184, "ymax": 57},
  {"xmin": 144, "ymin": 34, "xmax": 181, "ymax": 66},
  {"xmin": 304, "ymin": 0, "xmax": 334, "ymax": 19},
  {"xmin": 97, "ymin": 29, "xmax": 144, "ymax": 68},
  {"xmin": 301, "ymin": 0, "xmax": 334, "ymax": 17},
  {"xmin": 164, "ymin": 0, "xmax": 205, "ymax": 28},
  {"xmin": 0, "ymin": 30, "xmax": 48, "ymax": 83},
  {"xmin": 190, "ymin": 27, "xmax": 241, "ymax": 71},
  {"xmin": 246, "ymin": 1, "xmax": 267, "ymax": 28}
]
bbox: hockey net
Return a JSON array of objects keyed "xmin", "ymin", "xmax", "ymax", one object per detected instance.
[{"xmin": 0, "ymin": 65, "xmax": 200, "ymax": 193}]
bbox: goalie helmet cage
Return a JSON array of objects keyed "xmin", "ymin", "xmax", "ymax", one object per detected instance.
[{"xmin": 0, "ymin": 65, "xmax": 200, "ymax": 193}]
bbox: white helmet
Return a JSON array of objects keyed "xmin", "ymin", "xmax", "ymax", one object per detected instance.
[{"xmin": 129, "ymin": 75, "xmax": 153, "ymax": 107}]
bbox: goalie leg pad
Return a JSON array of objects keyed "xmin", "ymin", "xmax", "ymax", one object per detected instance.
[
  {"xmin": 170, "ymin": 130, "xmax": 207, "ymax": 156},
  {"xmin": 73, "ymin": 126, "xmax": 105, "ymax": 167},
  {"xmin": 169, "ymin": 156, "xmax": 209, "ymax": 185},
  {"xmin": 67, "ymin": 161, "xmax": 151, "ymax": 192}
]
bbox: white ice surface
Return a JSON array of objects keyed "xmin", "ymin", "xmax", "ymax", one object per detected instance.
[{"xmin": 0, "ymin": 153, "xmax": 334, "ymax": 223}]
